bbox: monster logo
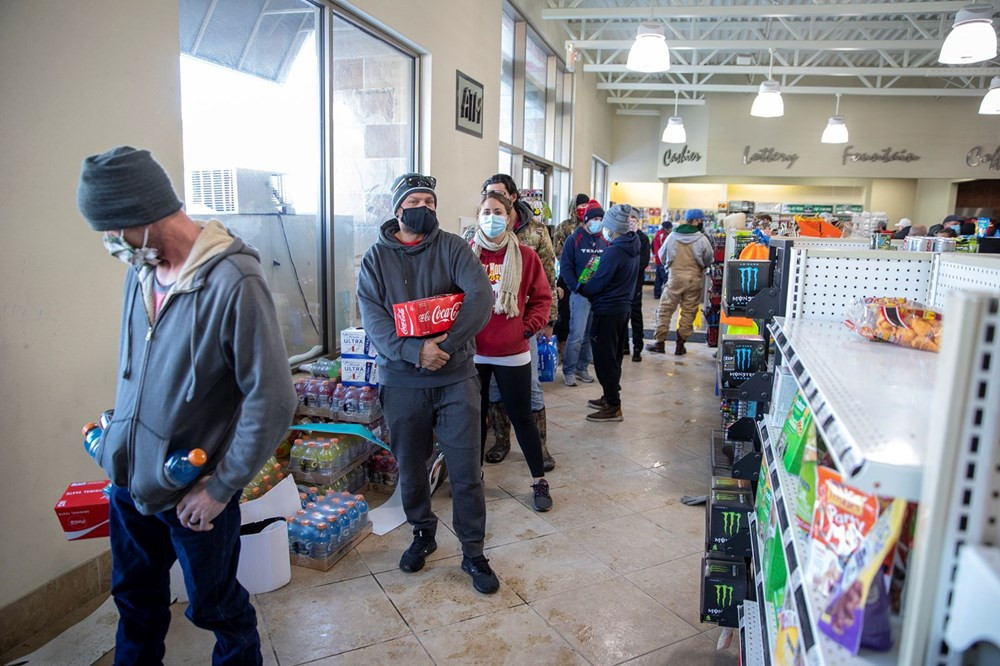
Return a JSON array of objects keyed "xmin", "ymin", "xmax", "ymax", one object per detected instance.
[
  {"xmin": 734, "ymin": 346, "xmax": 753, "ymax": 371},
  {"xmin": 714, "ymin": 584, "xmax": 734, "ymax": 607},
  {"xmin": 738, "ymin": 266, "xmax": 760, "ymax": 293},
  {"xmin": 722, "ymin": 510, "xmax": 742, "ymax": 536}
]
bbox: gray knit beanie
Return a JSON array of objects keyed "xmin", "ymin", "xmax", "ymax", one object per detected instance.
[
  {"xmin": 77, "ymin": 146, "xmax": 183, "ymax": 231},
  {"xmin": 603, "ymin": 204, "xmax": 633, "ymax": 235},
  {"xmin": 390, "ymin": 172, "xmax": 436, "ymax": 215}
]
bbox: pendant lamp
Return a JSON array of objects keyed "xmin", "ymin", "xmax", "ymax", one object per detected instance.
[
  {"xmin": 821, "ymin": 94, "xmax": 849, "ymax": 144},
  {"xmin": 662, "ymin": 93, "xmax": 686, "ymax": 143},
  {"xmin": 980, "ymin": 76, "xmax": 1000, "ymax": 114},
  {"xmin": 626, "ymin": 22, "xmax": 671, "ymax": 73},
  {"xmin": 939, "ymin": 4, "xmax": 997, "ymax": 64},
  {"xmin": 751, "ymin": 50, "xmax": 784, "ymax": 118}
]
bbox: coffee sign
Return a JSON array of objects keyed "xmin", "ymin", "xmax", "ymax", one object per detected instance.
[
  {"xmin": 662, "ymin": 145, "xmax": 702, "ymax": 167},
  {"xmin": 967, "ymin": 145, "xmax": 1000, "ymax": 171}
]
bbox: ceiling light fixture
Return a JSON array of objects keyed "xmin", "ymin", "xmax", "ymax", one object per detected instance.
[
  {"xmin": 821, "ymin": 93, "xmax": 849, "ymax": 144},
  {"xmin": 662, "ymin": 92, "xmax": 686, "ymax": 143},
  {"xmin": 939, "ymin": 3, "xmax": 998, "ymax": 64},
  {"xmin": 626, "ymin": 21, "xmax": 671, "ymax": 72},
  {"xmin": 980, "ymin": 76, "xmax": 1000, "ymax": 114},
  {"xmin": 751, "ymin": 49, "xmax": 784, "ymax": 118}
]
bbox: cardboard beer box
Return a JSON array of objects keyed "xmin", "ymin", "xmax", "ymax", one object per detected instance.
[
  {"xmin": 706, "ymin": 489, "xmax": 753, "ymax": 557},
  {"xmin": 54, "ymin": 481, "xmax": 110, "ymax": 541},
  {"xmin": 720, "ymin": 335, "xmax": 767, "ymax": 388},
  {"xmin": 392, "ymin": 293, "xmax": 465, "ymax": 338},
  {"xmin": 341, "ymin": 358, "xmax": 379, "ymax": 387},
  {"xmin": 340, "ymin": 327, "xmax": 378, "ymax": 359},
  {"xmin": 700, "ymin": 555, "xmax": 747, "ymax": 627},
  {"xmin": 724, "ymin": 260, "xmax": 771, "ymax": 311}
]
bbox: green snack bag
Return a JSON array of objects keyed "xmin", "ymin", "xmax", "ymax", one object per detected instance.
[
  {"xmin": 763, "ymin": 532, "xmax": 787, "ymax": 630},
  {"xmin": 795, "ymin": 426, "xmax": 819, "ymax": 534},
  {"xmin": 782, "ymin": 392, "xmax": 813, "ymax": 475}
]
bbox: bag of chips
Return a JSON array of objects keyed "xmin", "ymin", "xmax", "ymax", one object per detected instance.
[{"xmin": 844, "ymin": 297, "xmax": 942, "ymax": 352}]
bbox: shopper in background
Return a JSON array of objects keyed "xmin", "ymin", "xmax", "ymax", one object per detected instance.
[
  {"xmin": 623, "ymin": 211, "xmax": 651, "ymax": 362},
  {"xmin": 77, "ymin": 146, "xmax": 297, "ymax": 664},
  {"xmin": 578, "ymin": 204, "xmax": 640, "ymax": 422},
  {"xmin": 928, "ymin": 215, "xmax": 964, "ymax": 237},
  {"xmin": 647, "ymin": 208, "xmax": 715, "ymax": 356},
  {"xmin": 909, "ymin": 224, "xmax": 929, "ymax": 237},
  {"xmin": 936, "ymin": 227, "xmax": 959, "ymax": 238},
  {"xmin": 357, "ymin": 173, "xmax": 500, "ymax": 594},
  {"xmin": 554, "ymin": 194, "xmax": 590, "ymax": 258},
  {"xmin": 651, "ymin": 220, "xmax": 672, "ymax": 299},
  {"xmin": 552, "ymin": 195, "xmax": 590, "ymax": 368},
  {"xmin": 470, "ymin": 191, "xmax": 554, "ymax": 511},
  {"xmin": 892, "ymin": 218, "xmax": 913, "ymax": 240},
  {"xmin": 476, "ymin": 175, "xmax": 557, "ymax": 471},
  {"xmin": 560, "ymin": 200, "xmax": 609, "ymax": 386}
]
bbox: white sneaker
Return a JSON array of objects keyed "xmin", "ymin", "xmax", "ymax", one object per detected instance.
[
  {"xmin": 577, "ymin": 369, "xmax": 595, "ymax": 383},
  {"xmin": 563, "ymin": 372, "xmax": 577, "ymax": 386}
]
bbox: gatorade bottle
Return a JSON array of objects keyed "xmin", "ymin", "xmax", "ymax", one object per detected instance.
[
  {"xmin": 298, "ymin": 519, "xmax": 315, "ymax": 556},
  {"xmin": 335, "ymin": 507, "xmax": 352, "ymax": 540},
  {"xmin": 163, "ymin": 449, "xmax": 207, "ymax": 488},
  {"xmin": 82, "ymin": 423, "xmax": 103, "ymax": 461},
  {"xmin": 326, "ymin": 514, "xmax": 343, "ymax": 547},
  {"xmin": 286, "ymin": 517, "xmax": 301, "ymax": 554},
  {"xmin": 311, "ymin": 522, "xmax": 331, "ymax": 558},
  {"xmin": 289, "ymin": 438, "xmax": 305, "ymax": 472},
  {"xmin": 358, "ymin": 387, "xmax": 375, "ymax": 415},
  {"xmin": 318, "ymin": 443, "xmax": 334, "ymax": 476},
  {"xmin": 353, "ymin": 494, "xmax": 369, "ymax": 524},
  {"xmin": 342, "ymin": 386, "xmax": 359, "ymax": 415},
  {"xmin": 318, "ymin": 381, "xmax": 333, "ymax": 411},
  {"xmin": 300, "ymin": 442, "xmax": 319, "ymax": 476},
  {"xmin": 331, "ymin": 383, "xmax": 347, "ymax": 415},
  {"xmin": 344, "ymin": 500, "xmax": 360, "ymax": 529},
  {"xmin": 305, "ymin": 380, "xmax": 320, "ymax": 407}
]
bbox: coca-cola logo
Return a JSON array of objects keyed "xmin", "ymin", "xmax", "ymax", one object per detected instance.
[
  {"xmin": 431, "ymin": 302, "xmax": 462, "ymax": 324},
  {"xmin": 69, "ymin": 518, "xmax": 87, "ymax": 527}
]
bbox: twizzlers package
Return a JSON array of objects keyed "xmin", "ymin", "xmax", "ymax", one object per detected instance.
[{"xmin": 393, "ymin": 293, "xmax": 465, "ymax": 337}]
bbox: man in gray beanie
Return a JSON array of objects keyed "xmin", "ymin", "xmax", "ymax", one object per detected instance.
[
  {"xmin": 357, "ymin": 173, "xmax": 500, "ymax": 593},
  {"xmin": 78, "ymin": 146, "xmax": 296, "ymax": 664},
  {"xmin": 576, "ymin": 204, "xmax": 641, "ymax": 422}
]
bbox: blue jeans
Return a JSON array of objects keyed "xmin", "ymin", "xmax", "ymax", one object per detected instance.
[
  {"xmin": 563, "ymin": 292, "xmax": 593, "ymax": 377},
  {"xmin": 489, "ymin": 335, "xmax": 544, "ymax": 411},
  {"xmin": 109, "ymin": 486, "xmax": 261, "ymax": 666},
  {"xmin": 653, "ymin": 265, "xmax": 668, "ymax": 299}
]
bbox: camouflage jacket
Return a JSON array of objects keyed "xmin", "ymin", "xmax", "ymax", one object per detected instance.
[{"xmin": 552, "ymin": 218, "xmax": 577, "ymax": 261}]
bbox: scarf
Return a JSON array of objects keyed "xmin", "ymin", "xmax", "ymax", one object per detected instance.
[{"xmin": 472, "ymin": 227, "xmax": 522, "ymax": 318}]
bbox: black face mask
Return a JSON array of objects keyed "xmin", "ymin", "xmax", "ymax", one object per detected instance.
[{"xmin": 399, "ymin": 206, "xmax": 438, "ymax": 235}]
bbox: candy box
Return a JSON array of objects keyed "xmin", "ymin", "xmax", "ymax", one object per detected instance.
[
  {"xmin": 54, "ymin": 481, "xmax": 110, "ymax": 541},
  {"xmin": 700, "ymin": 555, "xmax": 747, "ymax": 627},
  {"xmin": 392, "ymin": 293, "xmax": 465, "ymax": 338}
]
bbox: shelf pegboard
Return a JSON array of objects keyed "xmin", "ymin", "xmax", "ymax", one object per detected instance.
[{"xmin": 930, "ymin": 254, "xmax": 1000, "ymax": 311}]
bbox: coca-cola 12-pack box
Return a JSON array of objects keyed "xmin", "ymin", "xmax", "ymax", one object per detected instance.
[
  {"xmin": 392, "ymin": 293, "xmax": 465, "ymax": 338},
  {"xmin": 54, "ymin": 481, "xmax": 110, "ymax": 541}
]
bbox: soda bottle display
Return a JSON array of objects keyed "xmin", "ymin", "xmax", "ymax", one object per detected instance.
[
  {"xmin": 163, "ymin": 449, "xmax": 208, "ymax": 488},
  {"xmin": 83, "ymin": 423, "xmax": 103, "ymax": 461}
]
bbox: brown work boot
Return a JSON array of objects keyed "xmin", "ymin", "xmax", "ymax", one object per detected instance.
[
  {"xmin": 533, "ymin": 408, "xmax": 555, "ymax": 471},
  {"xmin": 586, "ymin": 404, "xmax": 624, "ymax": 422},
  {"xmin": 485, "ymin": 402, "xmax": 511, "ymax": 463},
  {"xmin": 675, "ymin": 335, "xmax": 687, "ymax": 356},
  {"xmin": 645, "ymin": 340, "xmax": 666, "ymax": 354}
]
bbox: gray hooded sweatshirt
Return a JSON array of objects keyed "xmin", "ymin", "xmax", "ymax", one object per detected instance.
[
  {"xmin": 98, "ymin": 221, "xmax": 297, "ymax": 515},
  {"xmin": 357, "ymin": 218, "xmax": 493, "ymax": 388}
]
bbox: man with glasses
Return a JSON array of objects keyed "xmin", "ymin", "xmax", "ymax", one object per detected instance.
[{"xmin": 357, "ymin": 173, "xmax": 500, "ymax": 594}]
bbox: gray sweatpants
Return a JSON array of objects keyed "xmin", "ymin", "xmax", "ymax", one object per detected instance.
[{"xmin": 380, "ymin": 377, "xmax": 486, "ymax": 558}]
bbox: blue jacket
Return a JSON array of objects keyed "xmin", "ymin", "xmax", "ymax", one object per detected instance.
[
  {"xmin": 560, "ymin": 225, "xmax": 608, "ymax": 292},
  {"xmin": 578, "ymin": 232, "xmax": 641, "ymax": 315}
]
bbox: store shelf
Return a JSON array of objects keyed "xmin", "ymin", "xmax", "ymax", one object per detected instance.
[
  {"xmin": 759, "ymin": 418, "xmax": 903, "ymax": 666},
  {"xmin": 748, "ymin": 511, "xmax": 774, "ymax": 666},
  {"xmin": 717, "ymin": 365, "xmax": 774, "ymax": 402},
  {"xmin": 741, "ymin": 600, "xmax": 767, "ymax": 666},
  {"xmin": 769, "ymin": 317, "xmax": 934, "ymax": 501}
]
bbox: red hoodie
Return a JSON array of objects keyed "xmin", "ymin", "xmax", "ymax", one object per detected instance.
[{"xmin": 474, "ymin": 244, "xmax": 553, "ymax": 358}]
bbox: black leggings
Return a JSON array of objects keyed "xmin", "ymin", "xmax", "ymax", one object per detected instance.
[{"xmin": 477, "ymin": 362, "xmax": 546, "ymax": 478}]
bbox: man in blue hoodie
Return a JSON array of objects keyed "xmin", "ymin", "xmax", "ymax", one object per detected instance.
[
  {"xmin": 647, "ymin": 208, "xmax": 715, "ymax": 356},
  {"xmin": 577, "ymin": 204, "xmax": 640, "ymax": 422},
  {"xmin": 560, "ymin": 202, "xmax": 608, "ymax": 387},
  {"xmin": 357, "ymin": 173, "xmax": 500, "ymax": 594},
  {"xmin": 77, "ymin": 146, "xmax": 297, "ymax": 664}
]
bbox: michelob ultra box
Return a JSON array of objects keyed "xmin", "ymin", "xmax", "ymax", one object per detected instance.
[
  {"xmin": 341, "ymin": 358, "xmax": 379, "ymax": 387},
  {"xmin": 340, "ymin": 327, "xmax": 377, "ymax": 359},
  {"xmin": 720, "ymin": 335, "xmax": 767, "ymax": 388},
  {"xmin": 700, "ymin": 555, "xmax": 747, "ymax": 627},
  {"xmin": 724, "ymin": 259, "xmax": 771, "ymax": 311},
  {"xmin": 54, "ymin": 481, "xmax": 110, "ymax": 541},
  {"xmin": 706, "ymin": 489, "xmax": 753, "ymax": 557}
]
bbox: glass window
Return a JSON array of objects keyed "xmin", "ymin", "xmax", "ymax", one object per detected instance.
[
  {"xmin": 179, "ymin": 0, "xmax": 323, "ymax": 359},
  {"xmin": 331, "ymin": 15, "xmax": 415, "ymax": 339},
  {"xmin": 523, "ymin": 35, "xmax": 547, "ymax": 157},
  {"xmin": 592, "ymin": 158, "xmax": 608, "ymax": 208},
  {"xmin": 499, "ymin": 148, "xmax": 513, "ymax": 176},
  {"xmin": 499, "ymin": 12, "xmax": 514, "ymax": 145}
]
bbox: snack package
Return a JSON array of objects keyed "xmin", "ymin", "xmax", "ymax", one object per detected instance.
[
  {"xmin": 763, "ymin": 533, "xmax": 787, "ymax": 625},
  {"xmin": 794, "ymin": 428, "xmax": 820, "ymax": 536},
  {"xmin": 780, "ymin": 392, "xmax": 813, "ymax": 475},
  {"xmin": 818, "ymin": 499, "xmax": 907, "ymax": 654},
  {"xmin": 774, "ymin": 592, "xmax": 805, "ymax": 666},
  {"xmin": 807, "ymin": 466, "xmax": 879, "ymax": 598},
  {"xmin": 844, "ymin": 297, "xmax": 942, "ymax": 352}
]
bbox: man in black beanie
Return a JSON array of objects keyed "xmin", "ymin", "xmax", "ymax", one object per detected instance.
[{"xmin": 77, "ymin": 146, "xmax": 296, "ymax": 664}]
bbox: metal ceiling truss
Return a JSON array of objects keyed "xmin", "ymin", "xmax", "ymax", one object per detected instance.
[{"xmin": 553, "ymin": 0, "xmax": 1000, "ymax": 101}]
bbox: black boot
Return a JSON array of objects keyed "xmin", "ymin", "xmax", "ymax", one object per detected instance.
[
  {"xmin": 485, "ymin": 402, "xmax": 511, "ymax": 463},
  {"xmin": 675, "ymin": 335, "xmax": 687, "ymax": 356},
  {"xmin": 534, "ymin": 408, "xmax": 554, "ymax": 471}
]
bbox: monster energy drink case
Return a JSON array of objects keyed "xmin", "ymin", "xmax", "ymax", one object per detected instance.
[
  {"xmin": 706, "ymin": 489, "xmax": 752, "ymax": 557},
  {"xmin": 724, "ymin": 259, "xmax": 771, "ymax": 312},
  {"xmin": 712, "ymin": 476, "xmax": 752, "ymax": 492},
  {"xmin": 720, "ymin": 335, "xmax": 767, "ymax": 388},
  {"xmin": 700, "ymin": 555, "xmax": 747, "ymax": 627}
]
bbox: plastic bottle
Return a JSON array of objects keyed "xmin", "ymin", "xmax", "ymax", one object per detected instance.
[
  {"xmin": 294, "ymin": 379, "xmax": 308, "ymax": 406},
  {"xmin": 358, "ymin": 387, "xmax": 375, "ymax": 416},
  {"xmin": 337, "ymin": 506, "xmax": 355, "ymax": 538},
  {"xmin": 326, "ymin": 514, "xmax": 343, "ymax": 547},
  {"xmin": 318, "ymin": 443, "xmax": 334, "ymax": 477},
  {"xmin": 82, "ymin": 423, "xmax": 103, "ymax": 461},
  {"xmin": 163, "ymin": 449, "xmax": 208, "ymax": 488},
  {"xmin": 300, "ymin": 442, "xmax": 319, "ymax": 476},
  {"xmin": 353, "ymin": 494, "xmax": 369, "ymax": 524},
  {"xmin": 305, "ymin": 380, "xmax": 320, "ymax": 407},
  {"xmin": 286, "ymin": 517, "xmax": 301, "ymax": 554},
  {"xmin": 342, "ymin": 386, "xmax": 359, "ymax": 415},
  {"xmin": 289, "ymin": 438, "xmax": 305, "ymax": 472},
  {"xmin": 318, "ymin": 381, "xmax": 333, "ymax": 412},
  {"xmin": 298, "ymin": 519, "xmax": 315, "ymax": 556},
  {"xmin": 344, "ymin": 500, "xmax": 360, "ymax": 529}
]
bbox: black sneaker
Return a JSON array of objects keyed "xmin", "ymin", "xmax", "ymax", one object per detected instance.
[
  {"xmin": 399, "ymin": 530, "xmax": 437, "ymax": 573},
  {"xmin": 532, "ymin": 479, "xmax": 553, "ymax": 512},
  {"xmin": 632, "ymin": 349, "xmax": 642, "ymax": 362},
  {"xmin": 587, "ymin": 397, "xmax": 608, "ymax": 409},
  {"xmin": 461, "ymin": 555, "xmax": 500, "ymax": 594}
]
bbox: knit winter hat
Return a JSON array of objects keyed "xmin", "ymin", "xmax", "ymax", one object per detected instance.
[
  {"xmin": 574, "ymin": 193, "xmax": 590, "ymax": 207},
  {"xmin": 603, "ymin": 204, "xmax": 632, "ymax": 234},
  {"xmin": 391, "ymin": 172, "xmax": 437, "ymax": 214},
  {"xmin": 662, "ymin": 220, "xmax": 673, "ymax": 230},
  {"xmin": 77, "ymin": 146, "xmax": 183, "ymax": 231},
  {"xmin": 685, "ymin": 208, "xmax": 705, "ymax": 222},
  {"xmin": 583, "ymin": 203, "xmax": 605, "ymax": 223}
]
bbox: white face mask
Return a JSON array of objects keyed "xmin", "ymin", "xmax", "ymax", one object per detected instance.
[
  {"xmin": 479, "ymin": 213, "xmax": 508, "ymax": 238},
  {"xmin": 102, "ymin": 227, "xmax": 161, "ymax": 268},
  {"xmin": 602, "ymin": 227, "xmax": 613, "ymax": 242}
]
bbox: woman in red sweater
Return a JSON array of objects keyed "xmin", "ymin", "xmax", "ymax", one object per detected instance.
[{"xmin": 472, "ymin": 191, "xmax": 554, "ymax": 511}]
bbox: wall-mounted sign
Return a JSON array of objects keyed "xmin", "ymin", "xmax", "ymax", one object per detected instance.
[
  {"xmin": 842, "ymin": 146, "xmax": 920, "ymax": 165},
  {"xmin": 662, "ymin": 145, "xmax": 703, "ymax": 168},
  {"xmin": 782, "ymin": 204, "xmax": 834, "ymax": 215},
  {"xmin": 455, "ymin": 70, "xmax": 483, "ymax": 138},
  {"xmin": 966, "ymin": 145, "xmax": 1000, "ymax": 171},
  {"xmin": 834, "ymin": 204, "xmax": 865, "ymax": 215},
  {"xmin": 742, "ymin": 146, "xmax": 799, "ymax": 169}
]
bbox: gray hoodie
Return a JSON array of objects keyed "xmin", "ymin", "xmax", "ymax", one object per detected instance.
[
  {"xmin": 98, "ymin": 221, "xmax": 297, "ymax": 515},
  {"xmin": 358, "ymin": 219, "xmax": 493, "ymax": 388}
]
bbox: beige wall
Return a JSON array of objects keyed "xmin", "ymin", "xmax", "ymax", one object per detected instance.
[
  {"xmin": 0, "ymin": 0, "xmax": 183, "ymax": 607},
  {"xmin": 868, "ymin": 178, "xmax": 918, "ymax": 228},
  {"xmin": 914, "ymin": 179, "xmax": 960, "ymax": 230},
  {"xmin": 609, "ymin": 114, "xmax": 660, "ymax": 183},
  {"xmin": 610, "ymin": 182, "xmax": 664, "ymax": 208}
]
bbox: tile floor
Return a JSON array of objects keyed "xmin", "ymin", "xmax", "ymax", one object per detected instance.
[{"xmin": 20, "ymin": 292, "xmax": 738, "ymax": 665}]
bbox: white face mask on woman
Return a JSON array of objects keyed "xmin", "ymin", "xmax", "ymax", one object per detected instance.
[{"xmin": 479, "ymin": 213, "xmax": 508, "ymax": 238}]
